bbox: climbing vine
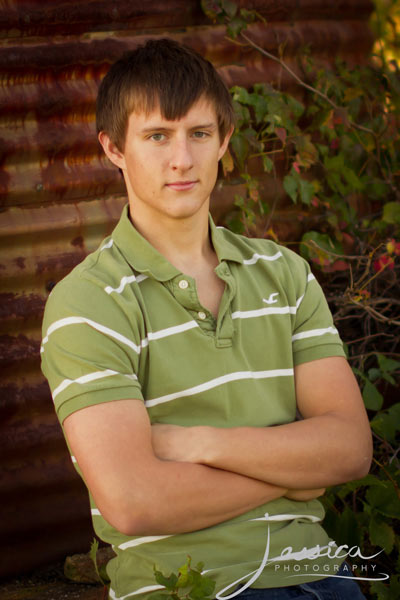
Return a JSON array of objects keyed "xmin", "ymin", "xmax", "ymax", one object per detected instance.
[{"xmin": 201, "ymin": 2, "xmax": 400, "ymax": 598}]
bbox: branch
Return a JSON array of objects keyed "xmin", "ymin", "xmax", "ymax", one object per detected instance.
[{"xmin": 239, "ymin": 31, "xmax": 376, "ymax": 137}]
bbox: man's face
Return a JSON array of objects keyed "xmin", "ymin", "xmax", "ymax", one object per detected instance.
[{"xmin": 101, "ymin": 96, "xmax": 232, "ymax": 224}]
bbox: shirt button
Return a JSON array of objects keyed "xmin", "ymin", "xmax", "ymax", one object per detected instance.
[
  {"xmin": 198, "ymin": 311, "xmax": 206, "ymax": 320},
  {"xmin": 179, "ymin": 279, "xmax": 189, "ymax": 289}
]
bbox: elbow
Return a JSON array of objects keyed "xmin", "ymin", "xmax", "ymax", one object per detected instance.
[
  {"xmin": 349, "ymin": 452, "xmax": 372, "ymax": 481},
  {"xmin": 105, "ymin": 508, "xmax": 154, "ymax": 537},
  {"xmin": 104, "ymin": 498, "xmax": 165, "ymax": 537},
  {"xmin": 343, "ymin": 433, "xmax": 373, "ymax": 482}
]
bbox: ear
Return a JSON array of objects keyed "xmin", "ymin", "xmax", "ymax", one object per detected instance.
[
  {"xmin": 98, "ymin": 131, "xmax": 126, "ymax": 170},
  {"xmin": 218, "ymin": 125, "xmax": 234, "ymax": 161}
]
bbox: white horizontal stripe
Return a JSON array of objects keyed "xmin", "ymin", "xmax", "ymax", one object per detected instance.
[
  {"xmin": 146, "ymin": 369, "xmax": 293, "ymax": 408},
  {"xmin": 100, "ymin": 239, "xmax": 114, "ymax": 251},
  {"xmin": 118, "ymin": 534, "xmax": 173, "ymax": 551},
  {"xmin": 105, "ymin": 274, "xmax": 148, "ymax": 295},
  {"xmin": 295, "ymin": 294, "xmax": 305, "ymax": 310},
  {"xmin": 250, "ymin": 513, "xmax": 321, "ymax": 523},
  {"xmin": 109, "ymin": 584, "xmax": 164, "ymax": 600},
  {"xmin": 232, "ymin": 305, "xmax": 297, "ymax": 320},
  {"xmin": 52, "ymin": 370, "xmax": 137, "ymax": 401},
  {"xmin": 71, "ymin": 456, "xmax": 77, "ymax": 463},
  {"xmin": 41, "ymin": 316, "xmax": 141, "ymax": 354},
  {"xmin": 292, "ymin": 326, "xmax": 338, "ymax": 342},
  {"xmin": 91, "ymin": 509, "xmax": 101, "ymax": 516},
  {"xmin": 242, "ymin": 251, "xmax": 282, "ymax": 265},
  {"xmin": 307, "ymin": 273, "xmax": 316, "ymax": 282},
  {"xmin": 42, "ymin": 316, "xmax": 199, "ymax": 358},
  {"xmin": 144, "ymin": 320, "xmax": 198, "ymax": 345}
]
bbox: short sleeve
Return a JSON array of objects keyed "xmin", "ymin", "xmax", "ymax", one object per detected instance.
[
  {"xmin": 286, "ymin": 252, "xmax": 346, "ymax": 365},
  {"xmin": 41, "ymin": 274, "xmax": 144, "ymax": 424}
]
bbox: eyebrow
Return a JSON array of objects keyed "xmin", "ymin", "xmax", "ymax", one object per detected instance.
[{"xmin": 140, "ymin": 122, "xmax": 217, "ymax": 133}]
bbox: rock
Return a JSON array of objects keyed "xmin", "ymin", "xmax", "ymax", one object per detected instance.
[{"xmin": 64, "ymin": 546, "xmax": 116, "ymax": 584}]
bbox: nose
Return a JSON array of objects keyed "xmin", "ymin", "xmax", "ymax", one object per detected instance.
[{"xmin": 169, "ymin": 137, "xmax": 194, "ymax": 171}]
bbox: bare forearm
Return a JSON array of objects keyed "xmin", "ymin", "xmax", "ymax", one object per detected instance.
[
  {"xmin": 108, "ymin": 458, "xmax": 286, "ymax": 536},
  {"xmin": 151, "ymin": 358, "xmax": 373, "ymax": 489},
  {"xmin": 197, "ymin": 414, "xmax": 371, "ymax": 488}
]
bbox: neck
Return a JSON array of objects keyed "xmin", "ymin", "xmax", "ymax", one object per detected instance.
[{"xmin": 128, "ymin": 202, "xmax": 216, "ymax": 274}]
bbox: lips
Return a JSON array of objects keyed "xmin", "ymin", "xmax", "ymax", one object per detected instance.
[{"xmin": 166, "ymin": 181, "xmax": 197, "ymax": 191}]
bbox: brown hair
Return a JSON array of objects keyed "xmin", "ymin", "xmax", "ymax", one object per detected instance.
[{"xmin": 96, "ymin": 38, "xmax": 235, "ymax": 151}]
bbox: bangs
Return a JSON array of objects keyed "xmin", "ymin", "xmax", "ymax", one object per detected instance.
[{"xmin": 96, "ymin": 39, "xmax": 235, "ymax": 150}]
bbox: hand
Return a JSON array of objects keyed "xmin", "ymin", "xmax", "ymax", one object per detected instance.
[
  {"xmin": 151, "ymin": 423, "xmax": 202, "ymax": 463},
  {"xmin": 285, "ymin": 488, "xmax": 326, "ymax": 501}
]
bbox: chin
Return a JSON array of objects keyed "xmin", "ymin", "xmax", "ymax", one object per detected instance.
[{"xmin": 164, "ymin": 199, "xmax": 209, "ymax": 220}]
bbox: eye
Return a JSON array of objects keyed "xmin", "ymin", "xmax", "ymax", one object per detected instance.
[
  {"xmin": 150, "ymin": 133, "xmax": 166, "ymax": 142},
  {"xmin": 193, "ymin": 131, "xmax": 209, "ymax": 139}
]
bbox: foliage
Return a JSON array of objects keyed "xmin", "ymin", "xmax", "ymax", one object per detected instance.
[
  {"xmin": 201, "ymin": 1, "xmax": 400, "ymax": 599},
  {"xmin": 151, "ymin": 556, "xmax": 215, "ymax": 600},
  {"xmin": 371, "ymin": 0, "xmax": 400, "ymax": 64}
]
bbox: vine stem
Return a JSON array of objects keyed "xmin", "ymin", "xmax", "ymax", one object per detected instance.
[
  {"xmin": 373, "ymin": 457, "xmax": 400, "ymax": 499},
  {"xmin": 239, "ymin": 31, "xmax": 376, "ymax": 137}
]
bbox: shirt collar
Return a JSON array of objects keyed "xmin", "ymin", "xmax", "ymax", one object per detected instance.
[
  {"xmin": 208, "ymin": 214, "xmax": 244, "ymax": 264},
  {"xmin": 112, "ymin": 204, "xmax": 243, "ymax": 282}
]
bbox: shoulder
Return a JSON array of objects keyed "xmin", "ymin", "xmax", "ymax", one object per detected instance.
[
  {"xmin": 42, "ymin": 234, "xmax": 142, "ymax": 335},
  {"xmin": 218, "ymin": 226, "xmax": 310, "ymax": 280}
]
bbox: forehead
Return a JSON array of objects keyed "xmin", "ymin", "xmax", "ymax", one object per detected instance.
[{"xmin": 127, "ymin": 96, "xmax": 218, "ymax": 132}]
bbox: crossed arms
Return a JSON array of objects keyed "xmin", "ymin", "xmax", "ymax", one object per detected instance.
[{"xmin": 64, "ymin": 356, "xmax": 372, "ymax": 537}]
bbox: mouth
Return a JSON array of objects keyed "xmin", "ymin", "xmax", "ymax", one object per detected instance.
[{"xmin": 165, "ymin": 181, "xmax": 197, "ymax": 191}]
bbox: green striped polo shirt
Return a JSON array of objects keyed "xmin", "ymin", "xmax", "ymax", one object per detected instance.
[{"xmin": 41, "ymin": 204, "xmax": 347, "ymax": 600}]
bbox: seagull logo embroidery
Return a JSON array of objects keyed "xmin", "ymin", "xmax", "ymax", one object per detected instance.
[{"xmin": 263, "ymin": 293, "xmax": 279, "ymax": 305}]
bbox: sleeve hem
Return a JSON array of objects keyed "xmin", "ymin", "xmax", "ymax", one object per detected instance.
[
  {"xmin": 57, "ymin": 386, "xmax": 144, "ymax": 424},
  {"xmin": 293, "ymin": 344, "xmax": 346, "ymax": 367}
]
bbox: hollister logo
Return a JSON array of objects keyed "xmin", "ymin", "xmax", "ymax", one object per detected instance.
[{"xmin": 263, "ymin": 293, "xmax": 279, "ymax": 305}]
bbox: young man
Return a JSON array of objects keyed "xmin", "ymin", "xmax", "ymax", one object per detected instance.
[{"xmin": 41, "ymin": 39, "xmax": 372, "ymax": 600}]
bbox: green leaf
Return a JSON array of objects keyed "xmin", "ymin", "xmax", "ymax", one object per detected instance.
[
  {"xmin": 334, "ymin": 473, "xmax": 384, "ymax": 493},
  {"xmin": 368, "ymin": 178, "xmax": 389, "ymax": 200},
  {"xmin": 388, "ymin": 402, "xmax": 400, "ymax": 421},
  {"xmin": 221, "ymin": 0, "xmax": 238, "ymax": 18},
  {"xmin": 283, "ymin": 174, "xmax": 298, "ymax": 203},
  {"xmin": 232, "ymin": 85, "xmax": 252, "ymax": 105},
  {"xmin": 251, "ymin": 95, "xmax": 269, "ymax": 123},
  {"xmin": 382, "ymin": 201, "xmax": 400, "ymax": 224},
  {"xmin": 367, "ymin": 367, "xmax": 381, "ymax": 382},
  {"xmin": 177, "ymin": 560, "xmax": 192, "ymax": 588},
  {"xmin": 369, "ymin": 517, "xmax": 395, "ymax": 553},
  {"xmin": 366, "ymin": 482, "xmax": 400, "ymax": 519},
  {"xmin": 286, "ymin": 95, "xmax": 305, "ymax": 120},
  {"xmin": 381, "ymin": 372, "xmax": 396, "ymax": 385},
  {"xmin": 154, "ymin": 569, "xmax": 179, "ymax": 590},
  {"xmin": 298, "ymin": 178, "xmax": 315, "ymax": 205},
  {"xmin": 370, "ymin": 412, "xmax": 397, "ymax": 443},
  {"xmin": 189, "ymin": 576, "xmax": 216, "ymax": 600},
  {"xmin": 300, "ymin": 231, "xmax": 343, "ymax": 266},
  {"xmin": 377, "ymin": 354, "xmax": 400, "ymax": 373},
  {"xmin": 362, "ymin": 379, "xmax": 384, "ymax": 410},
  {"xmin": 262, "ymin": 155, "xmax": 273, "ymax": 173},
  {"xmin": 342, "ymin": 166, "xmax": 364, "ymax": 191},
  {"xmin": 335, "ymin": 506, "xmax": 361, "ymax": 547},
  {"xmin": 230, "ymin": 132, "xmax": 249, "ymax": 169},
  {"xmin": 227, "ymin": 16, "xmax": 247, "ymax": 38},
  {"xmin": 89, "ymin": 538, "xmax": 104, "ymax": 585},
  {"xmin": 195, "ymin": 562, "xmax": 205, "ymax": 573}
]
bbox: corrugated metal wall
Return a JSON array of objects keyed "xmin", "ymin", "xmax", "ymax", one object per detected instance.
[{"xmin": 0, "ymin": 0, "xmax": 374, "ymax": 579}]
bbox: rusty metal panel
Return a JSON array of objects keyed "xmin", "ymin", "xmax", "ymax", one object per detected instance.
[
  {"xmin": 0, "ymin": 0, "xmax": 374, "ymax": 579},
  {"xmin": 0, "ymin": 197, "xmax": 126, "ymax": 578}
]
